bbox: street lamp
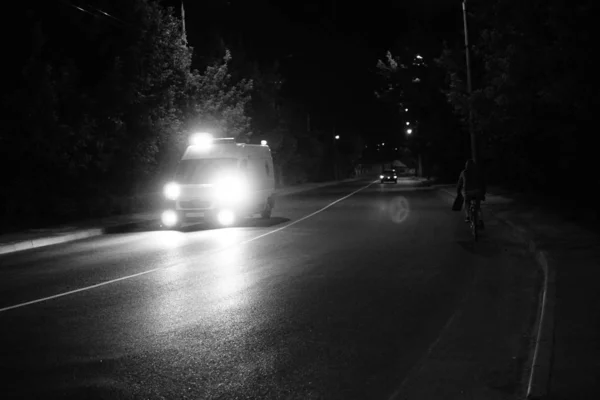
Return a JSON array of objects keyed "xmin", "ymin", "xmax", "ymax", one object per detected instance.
[
  {"xmin": 332, "ymin": 134, "xmax": 340, "ymax": 179},
  {"xmin": 405, "ymin": 108, "xmax": 408, "ymax": 112},
  {"xmin": 406, "ymin": 121, "xmax": 410, "ymax": 126},
  {"xmin": 407, "ymin": 128, "xmax": 413, "ymax": 135}
]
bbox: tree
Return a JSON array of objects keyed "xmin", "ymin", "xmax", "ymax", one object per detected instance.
[
  {"xmin": 184, "ymin": 50, "xmax": 253, "ymax": 141},
  {"xmin": 109, "ymin": 0, "xmax": 194, "ymax": 187},
  {"xmin": 0, "ymin": 0, "xmax": 256, "ymax": 227},
  {"xmin": 376, "ymin": 46, "xmax": 463, "ymax": 179},
  {"xmin": 248, "ymin": 60, "xmax": 332, "ymax": 185},
  {"xmin": 438, "ymin": 0, "xmax": 594, "ymax": 190}
]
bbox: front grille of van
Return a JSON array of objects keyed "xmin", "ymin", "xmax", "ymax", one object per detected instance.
[{"xmin": 178, "ymin": 199, "xmax": 211, "ymax": 209}]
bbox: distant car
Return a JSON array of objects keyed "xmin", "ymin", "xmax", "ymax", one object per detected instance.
[{"xmin": 380, "ymin": 169, "xmax": 397, "ymax": 184}]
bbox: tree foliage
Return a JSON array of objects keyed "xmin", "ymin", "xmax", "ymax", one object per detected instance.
[
  {"xmin": 248, "ymin": 60, "xmax": 331, "ymax": 185},
  {"xmin": 437, "ymin": 0, "xmax": 594, "ymax": 190},
  {"xmin": 184, "ymin": 50, "xmax": 253, "ymax": 142},
  {"xmin": 0, "ymin": 0, "xmax": 253, "ymax": 227},
  {"xmin": 376, "ymin": 46, "xmax": 465, "ymax": 179}
]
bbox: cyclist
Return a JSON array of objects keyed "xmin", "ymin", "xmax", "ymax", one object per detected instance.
[{"xmin": 456, "ymin": 159, "xmax": 486, "ymax": 227}]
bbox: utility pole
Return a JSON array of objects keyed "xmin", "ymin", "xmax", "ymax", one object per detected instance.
[
  {"xmin": 332, "ymin": 0, "xmax": 338, "ymax": 180},
  {"xmin": 462, "ymin": 0, "xmax": 477, "ymax": 164},
  {"xmin": 181, "ymin": 1, "xmax": 187, "ymax": 45},
  {"xmin": 332, "ymin": 0, "xmax": 336, "ymax": 21}
]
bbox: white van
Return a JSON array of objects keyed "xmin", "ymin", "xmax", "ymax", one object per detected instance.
[{"xmin": 161, "ymin": 134, "xmax": 275, "ymax": 228}]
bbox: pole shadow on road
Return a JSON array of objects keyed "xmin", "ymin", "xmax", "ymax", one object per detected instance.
[
  {"xmin": 103, "ymin": 216, "xmax": 291, "ymax": 234},
  {"xmin": 456, "ymin": 239, "xmax": 496, "ymax": 257}
]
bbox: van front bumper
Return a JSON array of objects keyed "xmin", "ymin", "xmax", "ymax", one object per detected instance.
[{"xmin": 161, "ymin": 198, "xmax": 253, "ymax": 226}]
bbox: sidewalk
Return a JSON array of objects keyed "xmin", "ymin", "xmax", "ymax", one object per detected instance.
[
  {"xmin": 0, "ymin": 177, "xmax": 367, "ymax": 256},
  {"xmin": 0, "ymin": 212, "xmax": 156, "ymax": 256},
  {"xmin": 437, "ymin": 186, "xmax": 600, "ymax": 399}
]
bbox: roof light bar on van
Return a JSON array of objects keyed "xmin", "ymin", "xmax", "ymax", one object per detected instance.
[
  {"xmin": 213, "ymin": 137, "xmax": 236, "ymax": 144},
  {"xmin": 190, "ymin": 132, "xmax": 213, "ymax": 148}
]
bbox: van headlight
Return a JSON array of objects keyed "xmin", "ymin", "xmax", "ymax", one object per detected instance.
[
  {"xmin": 214, "ymin": 176, "xmax": 248, "ymax": 202},
  {"xmin": 161, "ymin": 210, "xmax": 178, "ymax": 227},
  {"xmin": 217, "ymin": 209, "xmax": 236, "ymax": 225},
  {"xmin": 164, "ymin": 182, "xmax": 180, "ymax": 200}
]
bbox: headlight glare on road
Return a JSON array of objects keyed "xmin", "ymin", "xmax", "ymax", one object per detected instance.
[
  {"xmin": 161, "ymin": 210, "xmax": 178, "ymax": 227},
  {"xmin": 217, "ymin": 209, "xmax": 235, "ymax": 226},
  {"xmin": 164, "ymin": 182, "xmax": 180, "ymax": 200}
]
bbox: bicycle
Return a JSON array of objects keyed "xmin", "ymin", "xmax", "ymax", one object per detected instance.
[
  {"xmin": 467, "ymin": 196, "xmax": 485, "ymax": 242},
  {"xmin": 469, "ymin": 201, "xmax": 479, "ymax": 241}
]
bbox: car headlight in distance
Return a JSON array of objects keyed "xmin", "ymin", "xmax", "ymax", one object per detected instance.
[
  {"xmin": 394, "ymin": 175, "xmax": 397, "ymax": 179},
  {"xmin": 164, "ymin": 182, "xmax": 180, "ymax": 200},
  {"xmin": 380, "ymin": 175, "xmax": 384, "ymax": 179}
]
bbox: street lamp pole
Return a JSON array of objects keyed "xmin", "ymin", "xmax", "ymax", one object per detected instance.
[
  {"xmin": 333, "ymin": 128, "xmax": 339, "ymax": 180},
  {"xmin": 462, "ymin": 0, "xmax": 477, "ymax": 164}
]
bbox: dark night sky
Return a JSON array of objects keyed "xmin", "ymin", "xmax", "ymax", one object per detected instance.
[
  {"xmin": 5, "ymin": 0, "xmax": 465, "ymax": 145},
  {"xmin": 168, "ymin": 0, "xmax": 464, "ymax": 143}
]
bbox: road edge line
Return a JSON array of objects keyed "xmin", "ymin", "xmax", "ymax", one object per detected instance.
[
  {"xmin": 0, "ymin": 179, "xmax": 370, "ymax": 256},
  {"xmin": 0, "ymin": 180, "xmax": 375, "ymax": 313},
  {"xmin": 274, "ymin": 177, "xmax": 366, "ymax": 197}
]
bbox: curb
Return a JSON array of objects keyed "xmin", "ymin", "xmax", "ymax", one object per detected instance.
[
  {"xmin": 0, "ymin": 228, "xmax": 104, "ymax": 256},
  {"xmin": 500, "ymin": 220, "xmax": 555, "ymax": 400},
  {"xmin": 0, "ymin": 178, "xmax": 367, "ymax": 256},
  {"xmin": 435, "ymin": 187, "xmax": 555, "ymax": 399}
]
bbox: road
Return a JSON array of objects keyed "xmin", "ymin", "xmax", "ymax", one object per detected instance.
[{"xmin": 0, "ymin": 177, "xmax": 537, "ymax": 399}]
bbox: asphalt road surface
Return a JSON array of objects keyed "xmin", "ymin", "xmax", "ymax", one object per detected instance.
[{"xmin": 0, "ymin": 177, "xmax": 537, "ymax": 399}]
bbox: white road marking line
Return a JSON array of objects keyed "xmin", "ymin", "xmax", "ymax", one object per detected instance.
[
  {"xmin": 0, "ymin": 180, "xmax": 376, "ymax": 313},
  {"xmin": 526, "ymin": 250, "xmax": 552, "ymax": 398},
  {"xmin": 387, "ymin": 310, "xmax": 459, "ymax": 400},
  {"xmin": 387, "ymin": 254, "xmax": 478, "ymax": 400}
]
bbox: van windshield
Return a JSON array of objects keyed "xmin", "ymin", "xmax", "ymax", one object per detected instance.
[{"xmin": 175, "ymin": 158, "xmax": 238, "ymax": 184}]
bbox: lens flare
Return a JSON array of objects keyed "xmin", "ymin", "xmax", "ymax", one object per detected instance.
[{"xmin": 389, "ymin": 196, "xmax": 410, "ymax": 224}]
